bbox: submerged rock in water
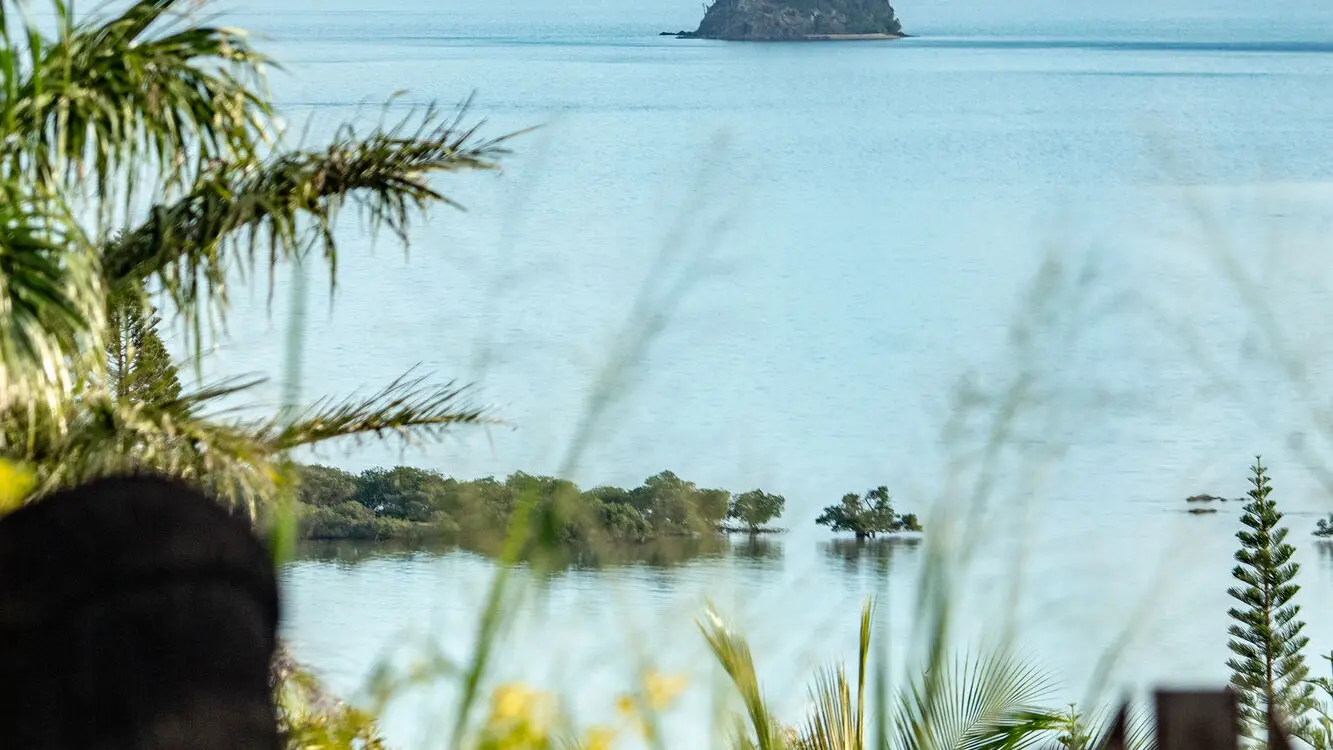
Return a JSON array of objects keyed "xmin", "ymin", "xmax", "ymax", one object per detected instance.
[{"xmin": 682, "ymin": 0, "xmax": 903, "ymax": 41}]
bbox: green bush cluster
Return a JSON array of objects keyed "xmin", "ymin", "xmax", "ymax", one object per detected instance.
[
  {"xmin": 814, "ymin": 485, "xmax": 922, "ymax": 539},
  {"xmin": 299, "ymin": 502, "xmax": 445, "ymax": 542},
  {"xmin": 293, "ymin": 465, "xmax": 786, "ymax": 544}
]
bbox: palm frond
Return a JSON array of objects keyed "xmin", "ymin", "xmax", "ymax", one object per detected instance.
[
  {"xmin": 16, "ymin": 388, "xmax": 277, "ymax": 514},
  {"xmin": 263, "ymin": 370, "xmax": 492, "ymax": 451},
  {"xmin": 806, "ymin": 665, "xmax": 855, "ymax": 750},
  {"xmin": 0, "ymin": 187, "xmax": 103, "ymax": 414},
  {"xmin": 101, "ymin": 105, "xmax": 518, "ymax": 330},
  {"xmin": 5, "ymin": 368, "xmax": 490, "ymax": 514},
  {"xmin": 895, "ymin": 650, "xmax": 1061, "ymax": 750},
  {"xmin": 802, "ymin": 598, "xmax": 875, "ymax": 750},
  {"xmin": 3, "ymin": 0, "xmax": 270, "ymax": 219},
  {"xmin": 0, "ymin": 0, "xmax": 271, "ymax": 410},
  {"xmin": 699, "ymin": 601, "xmax": 788, "ymax": 750},
  {"xmin": 1079, "ymin": 703, "xmax": 1157, "ymax": 750}
]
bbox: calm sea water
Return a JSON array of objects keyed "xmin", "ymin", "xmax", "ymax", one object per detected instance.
[{"xmin": 205, "ymin": 0, "xmax": 1333, "ymax": 745}]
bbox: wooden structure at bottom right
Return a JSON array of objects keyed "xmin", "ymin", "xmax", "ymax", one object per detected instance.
[{"xmin": 1097, "ymin": 689, "xmax": 1293, "ymax": 750}]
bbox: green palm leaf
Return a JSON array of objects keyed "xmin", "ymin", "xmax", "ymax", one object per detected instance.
[
  {"xmin": 8, "ymin": 369, "xmax": 490, "ymax": 512},
  {"xmin": 101, "ymin": 105, "xmax": 519, "ymax": 338},
  {"xmin": 0, "ymin": 189, "xmax": 101, "ymax": 413},
  {"xmin": 699, "ymin": 601, "xmax": 789, "ymax": 750},
  {"xmin": 0, "ymin": 0, "xmax": 270, "ymax": 411},
  {"xmin": 1076, "ymin": 704, "xmax": 1156, "ymax": 750},
  {"xmin": 703, "ymin": 595, "xmax": 1065, "ymax": 750},
  {"xmin": 2, "ymin": 0, "xmax": 514, "ymax": 405},
  {"xmin": 894, "ymin": 650, "xmax": 1060, "ymax": 750},
  {"xmin": 264, "ymin": 370, "xmax": 492, "ymax": 451},
  {"xmin": 22, "ymin": 388, "xmax": 276, "ymax": 511},
  {"xmin": 3, "ymin": 0, "xmax": 270, "ymax": 212},
  {"xmin": 803, "ymin": 599, "xmax": 875, "ymax": 750}
]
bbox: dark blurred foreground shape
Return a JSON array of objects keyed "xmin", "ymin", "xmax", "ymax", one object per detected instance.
[
  {"xmin": 1096, "ymin": 689, "xmax": 1290, "ymax": 750},
  {"xmin": 0, "ymin": 474, "xmax": 281, "ymax": 749}
]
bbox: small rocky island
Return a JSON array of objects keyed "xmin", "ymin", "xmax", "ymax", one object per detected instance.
[{"xmin": 668, "ymin": 0, "xmax": 904, "ymax": 42}]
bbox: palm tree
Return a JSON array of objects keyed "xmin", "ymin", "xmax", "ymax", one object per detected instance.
[
  {"xmin": 0, "ymin": 0, "xmax": 517, "ymax": 507},
  {"xmin": 699, "ymin": 597, "xmax": 1065, "ymax": 750},
  {"xmin": 699, "ymin": 596, "xmax": 1160, "ymax": 750}
]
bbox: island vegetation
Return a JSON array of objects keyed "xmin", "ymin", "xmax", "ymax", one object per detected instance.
[
  {"xmin": 814, "ymin": 485, "xmax": 921, "ymax": 539},
  {"xmin": 1316, "ymin": 514, "xmax": 1333, "ymax": 538},
  {"xmin": 675, "ymin": 0, "xmax": 903, "ymax": 42},
  {"xmin": 294, "ymin": 464, "xmax": 787, "ymax": 545},
  {"xmin": 295, "ymin": 463, "xmax": 927, "ymax": 547}
]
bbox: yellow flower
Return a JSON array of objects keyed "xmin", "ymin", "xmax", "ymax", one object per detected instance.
[
  {"xmin": 613, "ymin": 694, "xmax": 635, "ymax": 718},
  {"xmin": 0, "ymin": 459, "xmax": 35, "ymax": 517},
  {"xmin": 481, "ymin": 682, "xmax": 555, "ymax": 749},
  {"xmin": 643, "ymin": 670, "xmax": 687, "ymax": 711},
  {"xmin": 492, "ymin": 683, "xmax": 535, "ymax": 722},
  {"xmin": 583, "ymin": 725, "xmax": 616, "ymax": 750}
]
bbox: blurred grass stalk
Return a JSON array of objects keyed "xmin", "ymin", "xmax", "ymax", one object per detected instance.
[{"xmin": 269, "ymin": 250, "xmax": 312, "ymax": 569}]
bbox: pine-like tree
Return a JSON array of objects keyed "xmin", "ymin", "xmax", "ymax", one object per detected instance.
[
  {"xmin": 105, "ymin": 294, "xmax": 183, "ymax": 411},
  {"xmin": 1227, "ymin": 456, "xmax": 1316, "ymax": 739}
]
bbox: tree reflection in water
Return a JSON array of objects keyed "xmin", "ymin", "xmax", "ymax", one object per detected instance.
[
  {"xmin": 728, "ymin": 534, "xmax": 784, "ymax": 571},
  {"xmin": 821, "ymin": 536, "xmax": 923, "ymax": 578},
  {"xmin": 291, "ymin": 533, "xmax": 789, "ymax": 574}
]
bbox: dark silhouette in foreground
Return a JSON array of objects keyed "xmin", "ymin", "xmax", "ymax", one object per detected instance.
[{"xmin": 0, "ymin": 474, "xmax": 281, "ymax": 749}]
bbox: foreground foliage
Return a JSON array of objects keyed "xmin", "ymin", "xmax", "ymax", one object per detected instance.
[
  {"xmin": 0, "ymin": 1, "xmax": 514, "ymax": 747},
  {"xmin": 0, "ymin": 0, "xmax": 512, "ymax": 510},
  {"xmin": 700, "ymin": 596, "xmax": 1064, "ymax": 750},
  {"xmin": 274, "ymin": 649, "xmax": 390, "ymax": 749}
]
